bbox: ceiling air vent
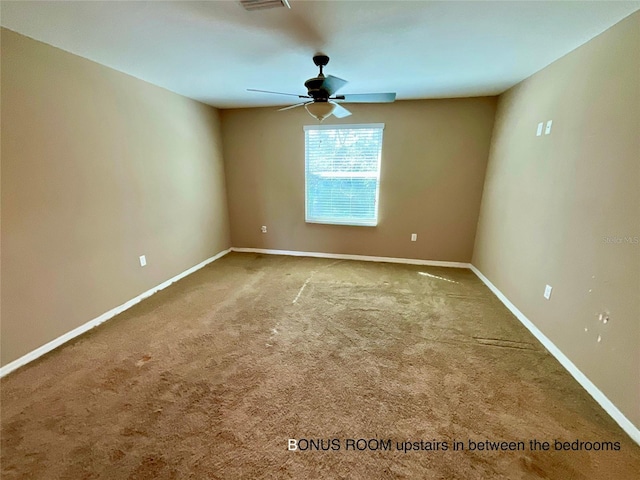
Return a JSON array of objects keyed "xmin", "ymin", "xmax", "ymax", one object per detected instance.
[{"xmin": 240, "ymin": 0, "xmax": 291, "ymax": 11}]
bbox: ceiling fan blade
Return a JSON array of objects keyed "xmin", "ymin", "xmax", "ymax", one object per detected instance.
[
  {"xmin": 321, "ymin": 75, "xmax": 348, "ymax": 96},
  {"xmin": 331, "ymin": 102, "xmax": 352, "ymax": 118},
  {"xmin": 247, "ymin": 88, "xmax": 310, "ymax": 99},
  {"xmin": 278, "ymin": 101, "xmax": 311, "ymax": 111},
  {"xmin": 332, "ymin": 92, "xmax": 396, "ymax": 103}
]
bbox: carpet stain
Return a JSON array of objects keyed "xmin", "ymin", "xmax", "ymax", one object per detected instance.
[{"xmin": 129, "ymin": 455, "xmax": 175, "ymax": 480}]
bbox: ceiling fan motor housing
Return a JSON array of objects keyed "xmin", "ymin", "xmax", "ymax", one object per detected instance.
[{"xmin": 304, "ymin": 77, "xmax": 330, "ymax": 102}]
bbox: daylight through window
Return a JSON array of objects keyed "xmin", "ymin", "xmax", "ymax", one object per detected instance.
[{"xmin": 304, "ymin": 123, "xmax": 384, "ymax": 226}]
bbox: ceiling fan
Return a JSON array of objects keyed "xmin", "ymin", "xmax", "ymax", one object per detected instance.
[{"xmin": 248, "ymin": 54, "xmax": 396, "ymax": 121}]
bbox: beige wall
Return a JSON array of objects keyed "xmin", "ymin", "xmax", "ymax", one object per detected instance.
[
  {"xmin": 221, "ymin": 98, "xmax": 496, "ymax": 261},
  {"xmin": 473, "ymin": 12, "xmax": 640, "ymax": 428},
  {"xmin": 1, "ymin": 29, "xmax": 230, "ymax": 366}
]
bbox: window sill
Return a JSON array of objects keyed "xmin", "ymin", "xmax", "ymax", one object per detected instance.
[{"xmin": 305, "ymin": 219, "xmax": 378, "ymax": 227}]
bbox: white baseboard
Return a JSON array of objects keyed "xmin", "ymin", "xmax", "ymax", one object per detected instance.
[
  {"xmin": 470, "ymin": 264, "xmax": 640, "ymax": 446},
  {"xmin": 230, "ymin": 247, "xmax": 471, "ymax": 269},
  {"xmin": 0, "ymin": 248, "xmax": 231, "ymax": 378}
]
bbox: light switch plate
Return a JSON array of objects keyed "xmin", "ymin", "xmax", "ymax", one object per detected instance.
[
  {"xmin": 411, "ymin": 233, "xmax": 417, "ymax": 242},
  {"xmin": 536, "ymin": 122, "xmax": 544, "ymax": 136},
  {"xmin": 139, "ymin": 255, "xmax": 147, "ymax": 267},
  {"xmin": 545, "ymin": 120, "xmax": 553, "ymax": 135},
  {"xmin": 544, "ymin": 284, "xmax": 552, "ymax": 300}
]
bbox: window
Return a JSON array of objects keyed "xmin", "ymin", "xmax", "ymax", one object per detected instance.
[{"xmin": 304, "ymin": 123, "xmax": 384, "ymax": 226}]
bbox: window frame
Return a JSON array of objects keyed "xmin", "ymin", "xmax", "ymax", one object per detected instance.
[{"xmin": 303, "ymin": 123, "xmax": 385, "ymax": 227}]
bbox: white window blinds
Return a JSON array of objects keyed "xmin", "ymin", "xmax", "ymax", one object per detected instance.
[{"xmin": 304, "ymin": 123, "xmax": 384, "ymax": 226}]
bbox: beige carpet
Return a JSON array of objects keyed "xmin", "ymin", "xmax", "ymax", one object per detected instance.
[{"xmin": 1, "ymin": 252, "xmax": 639, "ymax": 479}]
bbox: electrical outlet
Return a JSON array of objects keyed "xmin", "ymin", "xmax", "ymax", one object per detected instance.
[
  {"xmin": 139, "ymin": 255, "xmax": 147, "ymax": 267},
  {"xmin": 411, "ymin": 233, "xmax": 417, "ymax": 242},
  {"xmin": 536, "ymin": 122, "xmax": 543, "ymax": 136},
  {"xmin": 261, "ymin": 226, "xmax": 267, "ymax": 233},
  {"xmin": 545, "ymin": 120, "xmax": 553, "ymax": 135},
  {"xmin": 543, "ymin": 284, "xmax": 552, "ymax": 300}
]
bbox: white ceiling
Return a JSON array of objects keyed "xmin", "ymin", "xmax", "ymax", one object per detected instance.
[{"xmin": 2, "ymin": 1, "xmax": 639, "ymax": 108}]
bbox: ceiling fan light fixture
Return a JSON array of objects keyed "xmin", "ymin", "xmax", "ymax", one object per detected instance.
[{"xmin": 305, "ymin": 102, "xmax": 336, "ymax": 122}]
